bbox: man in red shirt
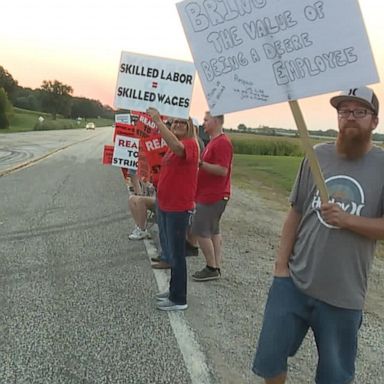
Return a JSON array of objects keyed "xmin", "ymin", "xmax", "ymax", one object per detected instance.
[{"xmin": 192, "ymin": 112, "xmax": 233, "ymax": 281}]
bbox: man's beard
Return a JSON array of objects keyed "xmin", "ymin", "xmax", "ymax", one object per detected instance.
[{"xmin": 336, "ymin": 125, "xmax": 372, "ymax": 159}]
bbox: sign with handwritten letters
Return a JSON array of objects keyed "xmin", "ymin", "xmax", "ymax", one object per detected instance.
[
  {"xmin": 176, "ymin": 0, "xmax": 379, "ymax": 115},
  {"xmin": 114, "ymin": 52, "xmax": 196, "ymax": 119}
]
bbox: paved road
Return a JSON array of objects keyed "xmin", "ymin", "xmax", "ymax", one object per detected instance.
[
  {"xmin": 0, "ymin": 128, "xmax": 200, "ymax": 384},
  {"xmin": 0, "ymin": 129, "xmax": 103, "ymax": 175}
]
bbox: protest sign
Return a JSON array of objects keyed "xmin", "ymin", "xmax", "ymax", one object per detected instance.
[
  {"xmin": 102, "ymin": 145, "xmax": 114, "ymax": 165},
  {"xmin": 176, "ymin": 0, "xmax": 379, "ymax": 116},
  {"xmin": 112, "ymin": 135, "xmax": 140, "ymax": 170},
  {"xmin": 115, "ymin": 113, "xmax": 131, "ymax": 124},
  {"xmin": 141, "ymin": 134, "xmax": 168, "ymax": 176},
  {"xmin": 134, "ymin": 112, "xmax": 159, "ymax": 138},
  {"xmin": 113, "ymin": 123, "xmax": 137, "ymax": 142},
  {"xmin": 114, "ymin": 52, "xmax": 196, "ymax": 119}
]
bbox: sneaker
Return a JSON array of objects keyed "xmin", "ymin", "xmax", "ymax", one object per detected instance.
[
  {"xmin": 129, "ymin": 226, "xmax": 140, "ymax": 235},
  {"xmin": 156, "ymin": 291, "xmax": 169, "ymax": 301},
  {"xmin": 185, "ymin": 241, "xmax": 199, "ymax": 257},
  {"xmin": 192, "ymin": 266, "xmax": 220, "ymax": 281},
  {"xmin": 157, "ymin": 299, "xmax": 188, "ymax": 311},
  {"xmin": 129, "ymin": 227, "xmax": 150, "ymax": 240}
]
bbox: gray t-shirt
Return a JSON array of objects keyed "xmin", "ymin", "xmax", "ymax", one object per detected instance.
[{"xmin": 289, "ymin": 143, "xmax": 384, "ymax": 310}]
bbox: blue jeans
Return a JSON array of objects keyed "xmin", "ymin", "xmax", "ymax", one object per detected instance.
[
  {"xmin": 158, "ymin": 208, "xmax": 191, "ymax": 305},
  {"xmin": 252, "ymin": 277, "xmax": 362, "ymax": 384},
  {"xmin": 157, "ymin": 205, "xmax": 170, "ymax": 264}
]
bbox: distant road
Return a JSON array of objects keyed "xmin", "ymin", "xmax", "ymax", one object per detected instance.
[{"xmin": 0, "ymin": 128, "xmax": 105, "ymax": 175}]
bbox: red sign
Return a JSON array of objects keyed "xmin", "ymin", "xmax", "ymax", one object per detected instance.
[
  {"xmin": 113, "ymin": 123, "xmax": 138, "ymax": 142},
  {"xmin": 102, "ymin": 145, "xmax": 114, "ymax": 165},
  {"xmin": 141, "ymin": 134, "xmax": 168, "ymax": 179}
]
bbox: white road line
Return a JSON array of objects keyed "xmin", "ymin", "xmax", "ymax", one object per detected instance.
[{"xmin": 143, "ymin": 239, "xmax": 213, "ymax": 384}]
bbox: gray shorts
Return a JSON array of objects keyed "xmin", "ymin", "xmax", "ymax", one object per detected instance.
[{"xmin": 191, "ymin": 199, "xmax": 228, "ymax": 238}]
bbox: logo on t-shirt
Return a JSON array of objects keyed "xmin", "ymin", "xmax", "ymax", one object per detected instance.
[{"xmin": 311, "ymin": 175, "xmax": 365, "ymax": 229}]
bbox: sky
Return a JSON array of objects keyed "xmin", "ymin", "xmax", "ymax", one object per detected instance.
[{"xmin": 1, "ymin": 0, "xmax": 383, "ymax": 132}]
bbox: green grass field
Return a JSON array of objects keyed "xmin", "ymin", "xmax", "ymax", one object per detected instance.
[
  {"xmin": 227, "ymin": 131, "xmax": 329, "ymax": 157},
  {"xmin": 1, "ymin": 108, "xmax": 113, "ymax": 133},
  {"xmin": 232, "ymin": 154, "xmax": 302, "ymax": 197}
]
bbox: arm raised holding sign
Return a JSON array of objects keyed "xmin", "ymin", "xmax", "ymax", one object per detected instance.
[{"xmin": 147, "ymin": 107, "xmax": 194, "ymax": 157}]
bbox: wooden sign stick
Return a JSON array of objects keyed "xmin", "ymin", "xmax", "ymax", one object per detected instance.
[{"xmin": 289, "ymin": 100, "xmax": 329, "ymax": 203}]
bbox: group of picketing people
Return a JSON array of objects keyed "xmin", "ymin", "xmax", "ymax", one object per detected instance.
[
  {"xmin": 118, "ymin": 86, "xmax": 384, "ymax": 384},
  {"xmin": 121, "ymin": 108, "xmax": 233, "ymax": 311}
]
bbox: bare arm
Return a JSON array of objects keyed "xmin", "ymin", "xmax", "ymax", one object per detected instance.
[
  {"xmin": 199, "ymin": 161, "xmax": 228, "ymax": 176},
  {"xmin": 146, "ymin": 108, "xmax": 185, "ymax": 157},
  {"xmin": 321, "ymin": 203, "xmax": 384, "ymax": 240},
  {"xmin": 274, "ymin": 207, "xmax": 302, "ymax": 276}
]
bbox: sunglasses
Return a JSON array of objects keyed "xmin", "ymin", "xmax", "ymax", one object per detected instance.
[{"xmin": 172, "ymin": 119, "xmax": 188, "ymax": 125}]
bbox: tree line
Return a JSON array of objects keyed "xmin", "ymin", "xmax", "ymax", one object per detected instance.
[{"xmin": 0, "ymin": 65, "xmax": 114, "ymax": 129}]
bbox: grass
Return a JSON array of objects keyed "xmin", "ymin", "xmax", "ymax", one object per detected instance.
[
  {"xmin": 232, "ymin": 154, "xmax": 302, "ymax": 202},
  {"xmin": 1, "ymin": 107, "xmax": 113, "ymax": 133}
]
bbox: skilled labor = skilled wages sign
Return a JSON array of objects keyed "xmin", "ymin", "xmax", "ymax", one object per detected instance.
[
  {"xmin": 114, "ymin": 52, "xmax": 196, "ymax": 119},
  {"xmin": 112, "ymin": 135, "xmax": 140, "ymax": 170},
  {"xmin": 176, "ymin": 0, "xmax": 379, "ymax": 115}
]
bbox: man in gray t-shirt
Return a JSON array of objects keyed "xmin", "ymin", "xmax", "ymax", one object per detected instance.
[{"xmin": 252, "ymin": 86, "xmax": 384, "ymax": 384}]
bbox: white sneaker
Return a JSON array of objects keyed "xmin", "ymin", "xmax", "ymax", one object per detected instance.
[
  {"xmin": 129, "ymin": 227, "xmax": 150, "ymax": 240},
  {"xmin": 157, "ymin": 299, "xmax": 188, "ymax": 311},
  {"xmin": 129, "ymin": 226, "xmax": 140, "ymax": 236}
]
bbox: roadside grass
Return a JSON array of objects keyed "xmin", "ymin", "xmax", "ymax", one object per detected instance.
[
  {"xmin": 232, "ymin": 154, "xmax": 302, "ymax": 207},
  {"xmin": 1, "ymin": 107, "xmax": 113, "ymax": 133}
]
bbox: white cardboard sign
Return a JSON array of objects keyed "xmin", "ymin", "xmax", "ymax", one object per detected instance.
[
  {"xmin": 112, "ymin": 135, "xmax": 139, "ymax": 170},
  {"xmin": 114, "ymin": 52, "xmax": 196, "ymax": 119},
  {"xmin": 176, "ymin": 0, "xmax": 379, "ymax": 115}
]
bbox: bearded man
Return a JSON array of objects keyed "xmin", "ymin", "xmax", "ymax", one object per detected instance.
[{"xmin": 252, "ymin": 87, "xmax": 384, "ymax": 384}]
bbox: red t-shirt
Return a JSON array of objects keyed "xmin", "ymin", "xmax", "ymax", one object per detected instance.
[
  {"xmin": 157, "ymin": 138, "xmax": 199, "ymax": 212},
  {"xmin": 196, "ymin": 134, "xmax": 233, "ymax": 204}
]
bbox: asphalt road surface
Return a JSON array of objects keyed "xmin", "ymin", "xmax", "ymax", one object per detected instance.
[{"xmin": 0, "ymin": 128, "xmax": 205, "ymax": 384}]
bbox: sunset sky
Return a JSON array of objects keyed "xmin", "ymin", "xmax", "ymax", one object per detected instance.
[{"xmin": 1, "ymin": 0, "xmax": 383, "ymax": 132}]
